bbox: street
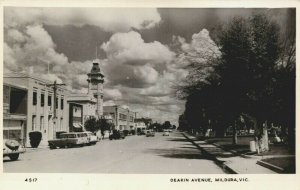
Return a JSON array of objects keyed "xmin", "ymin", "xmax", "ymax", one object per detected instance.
[{"xmin": 3, "ymin": 132, "xmax": 226, "ymax": 173}]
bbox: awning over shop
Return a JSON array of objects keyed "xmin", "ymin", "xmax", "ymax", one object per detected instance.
[{"xmin": 73, "ymin": 123, "xmax": 82, "ymax": 129}]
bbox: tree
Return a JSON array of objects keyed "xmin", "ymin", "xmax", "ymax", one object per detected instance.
[
  {"xmin": 162, "ymin": 121, "xmax": 172, "ymax": 129},
  {"xmin": 149, "ymin": 122, "xmax": 163, "ymax": 132},
  {"xmin": 84, "ymin": 117, "xmax": 99, "ymax": 133},
  {"xmin": 97, "ymin": 118, "xmax": 111, "ymax": 138},
  {"xmin": 216, "ymin": 14, "xmax": 281, "ymax": 148}
]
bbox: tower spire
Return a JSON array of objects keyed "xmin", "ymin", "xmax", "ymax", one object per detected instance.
[{"xmin": 96, "ymin": 46, "xmax": 98, "ymax": 60}]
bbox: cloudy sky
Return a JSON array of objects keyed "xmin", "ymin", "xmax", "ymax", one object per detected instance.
[{"xmin": 4, "ymin": 7, "xmax": 294, "ymax": 125}]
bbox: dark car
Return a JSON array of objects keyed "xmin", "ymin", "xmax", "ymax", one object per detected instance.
[
  {"xmin": 137, "ymin": 131, "xmax": 146, "ymax": 135},
  {"xmin": 3, "ymin": 139, "xmax": 25, "ymax": 161},
  {"xmin": 109, "ymin": 130, "xmax": 125, "ymax": 140}
]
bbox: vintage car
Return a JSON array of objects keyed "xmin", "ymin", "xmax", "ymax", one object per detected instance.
[
  {"xmin": 137, "ymin": 130, "xmax": 146, "ymax": 135},
  {"xmin": 109, "ymin": 130, "xmax": 125, "ymax": 140},
  {"xmin": 163, "ymin": 131, "xmax": 170, "ymax": 136},
  {"xmin": 3, "ymin": 139, "xmax": 25, "ymax": 161},
  {"xmin": 82, "ymin": 131, "xmax": 98, "ymax": 145},
  {"xmin": 48, "ymin": 132, "xmax": 87, "ymax": 149},
  {"xmin": 145, "ymin": 130, "xmax": 155, "ymax": 137}
]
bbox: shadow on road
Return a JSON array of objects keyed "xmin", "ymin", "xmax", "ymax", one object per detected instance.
[
  {"xmin": 3, "ymin": 158, "xmax": 22, "ymax": 163},
  {"xmin": 167, "ymin": 138, "xmax": 192, "ymax": 142},
  {"xmin": 144, "ymin": 147, "xmax": 215, "ymax": 161}
]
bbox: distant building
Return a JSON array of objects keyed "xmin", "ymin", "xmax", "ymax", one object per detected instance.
[
  {"xmin": 87, "ymin": 60, "xmax": 104, "ymax": 118},
  {"xmin": 134, "ymin": 117, "xmax": 152, "ymax": 133},
  {"xmin": 3, "ymin": 72, "xmax": 69, "ymax": 147},
  {"xmin": 103, "ymin": 105, "xmax": 136, "ymax": 131},
  {"xmin": 67, "ymin": 93, "xmax": 96, "ymax": 131},
  {"xmin": 135, "ymin": 121, "xmax": 147, "ymax": 133}
]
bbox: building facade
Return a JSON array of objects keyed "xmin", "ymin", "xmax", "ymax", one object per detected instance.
[
  {"xmin": 103, "ymin": 105, "xmax": 136, "ymax": 131},
  {"xmin": 67, "ymin": 93, "xmax": 97, "ymax": 131},
  {"xmin": 4, "ymin": 73, "xmax": 69, "ymax": 147}
]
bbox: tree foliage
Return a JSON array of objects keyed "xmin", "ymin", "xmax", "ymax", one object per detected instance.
[
  {"xmin": 84, "ymin": 117, "xmax": 98, "ymax": 133},
  {"xmin": 177, "ymin": 12, "xmax": 295, "ymax": 149}
]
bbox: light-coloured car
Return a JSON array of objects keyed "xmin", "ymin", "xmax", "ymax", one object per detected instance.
[
  {"xmin": 163, "ymin": 131, "xmax": 170, "ymax": 136},
  {"xmin": 83, "ymin": 131, "xmax": 98, "ymax": 145},
  {"xmin": 48, "ymin": 132, "xmax": 87, "ymax": 149},
  {"xmin": 146, "ymin": 130, "xmax": 155, "ymax": 137},
  {"xmin": 77, "ymin": 132, "xmax": 89, "ymax": 145}
]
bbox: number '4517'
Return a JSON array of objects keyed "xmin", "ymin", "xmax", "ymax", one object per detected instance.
[{"xmin": 25, "ymin": 178, "xmax": 37, "ymax": 182}]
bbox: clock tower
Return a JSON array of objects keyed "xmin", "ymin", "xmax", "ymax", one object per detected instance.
[{"xmin": 87, "ymin": 59, "xmax": 104, "ymax": 118}]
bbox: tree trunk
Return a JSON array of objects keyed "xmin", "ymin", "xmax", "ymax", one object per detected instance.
[
  {"xmin": 232, "ymin": 121, "xmax": 238, "ymax": 145},
  {"xmin": 261, "ymin": 121, "xmax": 269, "ymax": 152},
  {"xmin": 256, "ymin": 121, "xmax": 269, "ymax": 153}
]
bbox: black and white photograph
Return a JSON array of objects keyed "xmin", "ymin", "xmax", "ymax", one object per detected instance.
[{"xmin": 2, "ymin": 4, "xmax": 296, "ymax": 178}]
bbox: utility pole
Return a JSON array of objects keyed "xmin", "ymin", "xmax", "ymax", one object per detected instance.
[{"xmin": 47, "ymin": 80, "xmax": 66, "ymax": 139}]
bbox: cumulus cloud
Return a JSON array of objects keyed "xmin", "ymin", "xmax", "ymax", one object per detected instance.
[
  {"xmin": 4, "ymin": 7, "xmax": 161, "ymax": 32},
  {"xmin": 40, "ymin": 73, "xmax": 63, "ymax": 83},
  {"xmin": 104, "ymin": 88, "xmax": 122, "ymax": 100},
  {"xmin": 172, "ymin": 29, "xmax": 221, "ymax": 67},
  {"xmin": 3, "ymin": 7, "xmax": 221, "ymax": 126},
  {"xmin": 4, "ymin": 25, "xmax": 69, "ymax": 74},
  {"xmin": 172, "ymin": 29, "xmax": 221, "ymax": 94},
  {"xmin": 101, "ymin": 31, "xmax": 174, "ymax": 88},
  {"xmin": 103, "ymin": 100, "xmax": 117, "ymax": 106},
  {"xmin": 102, "ymin": 31, "xmax": 174, "ymax": 66}
]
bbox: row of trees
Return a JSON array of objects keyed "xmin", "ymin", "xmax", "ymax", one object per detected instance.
[
  {"xmin": 149, "ymin": 121, "xmax": 176, "ymax": 132},
  {"xmin": 84, "ymin": 117, "xmax": 114, "ymax": 137},
  {"xmin": 177, "ymin": 12, "xmax": 295, "ymax": 152}
]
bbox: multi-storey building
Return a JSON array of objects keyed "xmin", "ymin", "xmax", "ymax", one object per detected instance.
[
  {"xmin": 103, "ymin": 105, "xmax": 136, "ymax": 131},
  {"xmin": 3, "ymin": 72, "xmax": 69, "ymax": 147}
]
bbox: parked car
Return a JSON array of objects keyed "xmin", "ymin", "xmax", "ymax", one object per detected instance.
[
  {"xmin": 48, "ymin": 132, "xmax": 87, "ymax": 149},
  {"xmin": 163, "ymin": 131, "xmax": 170, "ymax": 136},
  {"xmin": 77, "ymin": 132, "xmax": 90, "ymax": 145},
  {"xmin": 3, "ymin": 139, "xmax": 25, "ymax": 161},
  {"xmin": 146, "ymin": 130, "xmax": 155, "ymax": 137},
  {"xmin": 109, "ymin": 130, "xmax": 125, "ymax": 140},
  {"xmin": 82, "ymin": 131, "xmax": 98, "ymax": 145},
  {"xmin": 137, "ymin": 131, "xmax": 146, "ymax": 135}
]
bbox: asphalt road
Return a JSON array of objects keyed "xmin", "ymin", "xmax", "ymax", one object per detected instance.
[{"xmin": 3, "ymin": 132, "xmax": 226, "ymax": 173}]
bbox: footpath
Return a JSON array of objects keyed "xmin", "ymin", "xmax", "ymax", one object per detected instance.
[{"xmin": 182, "ymin": 132, "xmax": 277, "ymax": 174}]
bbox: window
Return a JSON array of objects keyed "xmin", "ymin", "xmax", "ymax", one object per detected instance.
[
  {"xmin": 9, "ymin": 87, "xmax": 27, "ymax": 114},
  {"xmin": 41, "ymin": 93, "xmax": 45, "ymax": 107},
  {"xmin": 33, "ymin": 91, "xmax": 37, "ymax": 105},
  {"xmin": 55, "ymin": 97, "xmax": 58, "ymax": 109},
  {"xmin": 48, "ymin": 95, "xmax": 52, "ymax": 106},
  {"xmin": 40, "ymin": 116, "xmax": 44, "ymax": 130},
  {"xmin": 32, "ymin": 115, "xmax": 36, "ymax": 131},
  {"xmin": 61, "ymin": 98, "xmax": 64, "ymax": 110},
  {"xmin": 119, "ymin": 113, "xmax": 127, "ymax": 121}
]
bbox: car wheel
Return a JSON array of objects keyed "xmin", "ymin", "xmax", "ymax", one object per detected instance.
[
  {"xmin": 9, "ymin": 154, "xmax": 19, "ymax": 161},
  {"xmin": 67, "ymin": 144, "xmax": 73, "ymax": 148},
  {"xmin": 49, "ymin": 144, "xmax": 56, "ymax": 149}
]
